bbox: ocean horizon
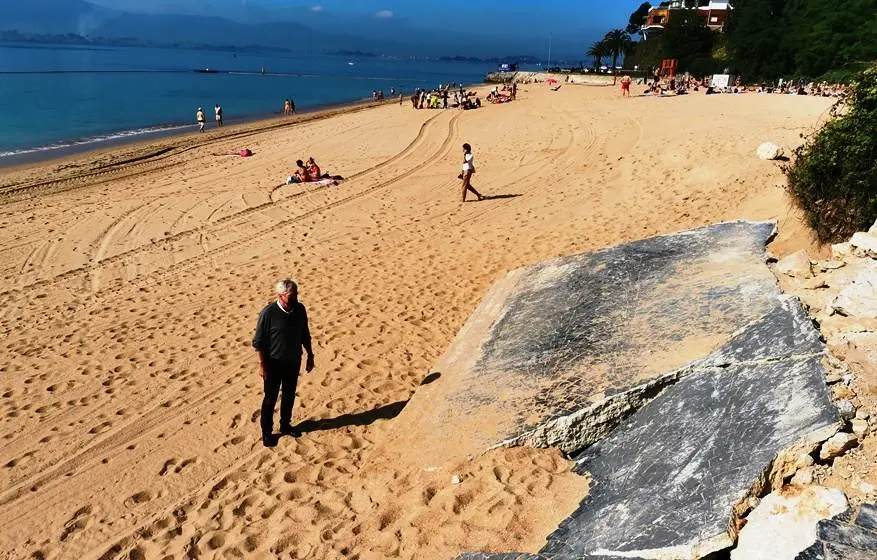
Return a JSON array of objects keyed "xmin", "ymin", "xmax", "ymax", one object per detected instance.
[{"xmin": 0, "ymin": 43, "xmax": 494, "ymax": 163}]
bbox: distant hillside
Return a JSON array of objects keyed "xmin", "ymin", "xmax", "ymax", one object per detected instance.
[
  {"xmin": 0, "ymin": 0, "xmax": 563, "ymax": 58},
  {"xmin": 89, "ymin": 13, "xmax": 335, "ymax": 51},
  {"xmin": 3, "ymin": 0, "xmax": 114, "ymax": 34},
  {"xmin": 3, "ymin": 1, "xmax": 414, "ymax": 55}
]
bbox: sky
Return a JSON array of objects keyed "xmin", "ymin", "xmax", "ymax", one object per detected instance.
[{"xmin": 84, "ymin": 1, "xmax": 645, "ymax": 57}]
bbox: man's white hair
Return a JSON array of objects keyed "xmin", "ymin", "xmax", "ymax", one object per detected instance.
[{"xmin": 275, "ymin": 278, "xmax": 297, "ymax": 295}]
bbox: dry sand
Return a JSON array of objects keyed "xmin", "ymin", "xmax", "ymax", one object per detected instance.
[{"xmin": 0, "ymin": 84, "xmax": 835, "ymax": 559}]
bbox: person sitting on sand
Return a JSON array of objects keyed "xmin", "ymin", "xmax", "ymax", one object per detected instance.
[
  {"xmin": 287, "ymin": 160, "xmax": 311, "ymax": 184},
  {"xmin": 306, "ymin": 157, "xmax": 321, "ymax": 179}
]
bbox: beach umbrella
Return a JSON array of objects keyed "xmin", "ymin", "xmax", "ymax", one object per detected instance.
[{"xmin": 546, "ymin": 78, "xmax": 558, "ymax": 85}]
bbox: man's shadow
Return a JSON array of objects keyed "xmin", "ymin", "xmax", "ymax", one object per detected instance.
[
  {"xmin": 295, "ymin": 372, "xmax": 441, "ymax": 434},
  {"xmin": 480, "ymin": 194, "xmax": 521, "ymax": 201}
]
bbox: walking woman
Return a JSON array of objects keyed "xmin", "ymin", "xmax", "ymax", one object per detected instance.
[{"xmin": 459, "ymin": 143, "xmax": 484, "ymax": 202}]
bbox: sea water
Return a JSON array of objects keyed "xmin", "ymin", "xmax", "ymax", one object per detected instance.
[{"xmin": 0, "ymin": 43, "xmax": 492, "ymax": 160}]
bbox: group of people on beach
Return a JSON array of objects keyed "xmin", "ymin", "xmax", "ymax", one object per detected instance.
[
  {"xmin": 625, "ymin": 69, "xmax": 849, "ymax": 99},
  {"xmin": 286, "ymin": 157, "xmax": 342, "ymax": 185},
  {"xmin": 410, "ymin": 85, "xmax": 483, "ymax": 110},
  {"xmin": 195, "ymin": 104, "xmax": 224, "ymax": 132},
  {"xmin": 486, "ymin": 83, "xmax": 516, "ymax": 104},
  {"xmin": 282, "ymin": 99, "xmax": 296, "ymax": 116}
]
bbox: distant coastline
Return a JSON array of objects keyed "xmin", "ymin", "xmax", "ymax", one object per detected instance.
[{"xmin": 0, "ymin": 31, "xmax": 559, "ymax": 66}]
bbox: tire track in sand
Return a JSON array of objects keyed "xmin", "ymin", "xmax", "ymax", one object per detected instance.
[
  {"xmin": 0, "ymin": 112, "xmax": 461, "ymax": 510},
  {"xmin": 0, "ymin": 111, "xmax": 456, "ymax": 299}
]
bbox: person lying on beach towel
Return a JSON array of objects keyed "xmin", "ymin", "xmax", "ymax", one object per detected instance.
[{"xmin": 214, "ymin": 148, "xmax": 253, "ymax": 157}]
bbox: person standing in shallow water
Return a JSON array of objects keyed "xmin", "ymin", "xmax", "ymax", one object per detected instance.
[
  {"xmin": 458, "ymin": 143, "xmax": 484, "ymax": 202},
  {"xmin": 252, "ymin": 279, "xmax": 315, "ymax": 447}
]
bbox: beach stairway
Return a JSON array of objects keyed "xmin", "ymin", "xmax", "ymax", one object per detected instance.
[{"xmin": 386, "ymin": 221, "xmax": 847, "ymax": 559}]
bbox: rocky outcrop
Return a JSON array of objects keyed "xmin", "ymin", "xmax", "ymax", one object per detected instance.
[
  {"xmin": 454, "ymin": 218, "xmax": 877, "ymax": 560},
  {"xmin": 391, "ymin": 221, "xmax": 786, "ymax": 469}
]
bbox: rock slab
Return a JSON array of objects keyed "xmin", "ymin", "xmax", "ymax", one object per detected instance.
[
  {"xmin": 795, "ymin": 503, "xmax": 877, "ymax": 559},
  {"xmin": 394, "ymin": 221, "xmax": 783, "ymax": 468},
  {"xmin": 460, "ymin": 297, "xmax": 838, "ymax": 560},
  {"xmin": 425, "ymin": 221, "xmax": 843, "ymax": 560}
]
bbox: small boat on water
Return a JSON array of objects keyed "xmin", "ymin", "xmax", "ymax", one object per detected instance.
[{"xmin": 197, "ymin": 68, "xmax": 218, "ymax": 74}]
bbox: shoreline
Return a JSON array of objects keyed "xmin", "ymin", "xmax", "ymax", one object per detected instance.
[
  {"xmin": 0, "ymin": 95, "xmax": 391, "ymax": 169},
  {"xmin": 0, "ymin": 82, "xmax": 489, "ymax": 171}
]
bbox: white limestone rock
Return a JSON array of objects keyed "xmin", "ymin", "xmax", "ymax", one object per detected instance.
[
  {"xmin": 802, "ymin": 277, "xmax": 828, "ymax": 290},
  {"xmin": 817, "ymin": 260, "xmax": 847, "ymax": 271},
  {"xmin": 731, "ymin": 485, "xmax": 848, "ymax": 560},
  {"xmin": 820, "ymin": 432, "xmax": 859, "ymax": 461},
  {"xmin": 830, "ymin": 267, "xmax": 877, "ymax": 318},
  {"xmin": 836, "ymin": 399, "xmax": 857, "ymax": 421},
  {"xmin": 757, "ymin": 142, "xmax": 784, "ymax": 160},
  {"xmin": 791, "ymin": 467, "xmax": 816, "ymax": 485},
  {"xmin": 776, "ymin": 249, "xmax": 813, "ymax": 278},
  {"xmin": 832, "ymin": 242, "xmax": 853, "ymax": 260},
  {"xmin": 852, "ymin": 418, "xmax": 869, "ymax": 438},
  {"xmin": 851, "ymin": 232, "xmax": 877, "ymax": 257}
]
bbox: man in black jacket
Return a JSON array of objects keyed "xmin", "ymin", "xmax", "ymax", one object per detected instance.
[{"xmin": 252, "ymin": 279, "xmax": 315, "ymax": 447}]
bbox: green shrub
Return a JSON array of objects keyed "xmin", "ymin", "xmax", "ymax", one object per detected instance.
[{"xmin": 784, "ymin": 64, "xmax": 877, "ymax": 243}]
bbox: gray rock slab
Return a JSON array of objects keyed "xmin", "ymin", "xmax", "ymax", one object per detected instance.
[
  {"xmin": 540, "ymin": 360, "xmax": 836, "ymax": 558},
  {"xmin": 855, "ymin": 504, "xmax": 877, "ymax": 531},
  {"xmin": 459, "ymin": 297, "xmax": 838, "ymax": 560},
  {"xmin": 792, "ymin": 503, "xmax": 877, "ymax": 560},
  {"xmin": 392, "ymin": 221, "xmax": 783, "ymax": 467},
  {"xmin": 816, "ymin": 519, "xmax": 877, "ymax": 552}
]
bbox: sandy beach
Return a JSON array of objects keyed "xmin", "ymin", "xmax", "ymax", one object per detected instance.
[{"xmin": 0, "ymin": 84, "xmax": 836, "ymax": 559}]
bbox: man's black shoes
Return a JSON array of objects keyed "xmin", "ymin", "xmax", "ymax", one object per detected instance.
[
  {"xmin": 279, "ymin": 424, "xmax": 302, "ymax": 438},
  {"xmin": 262, "ymin": 434, "xmax": 279, "ymax": 448}
]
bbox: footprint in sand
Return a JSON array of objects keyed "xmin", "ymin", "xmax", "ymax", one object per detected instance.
[
  {"xmin": 60, "ymin": 505, "xmax": 92, "ymax": 542},
  {"xmin": 158, "ymin": 458, "xmax": 178, "ymax": 476},
  {"xmin": 174, "ymin": 457, "xmax": 198, "ymax": 474},
  {"xmin": 213, "ymin": 435, "xmax": 247, "ymax": 452},
  {"xmin": 124, "ymin": 491, "xmax": 153, "ymax": 507}
]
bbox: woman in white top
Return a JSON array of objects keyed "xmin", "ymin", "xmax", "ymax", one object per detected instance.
[{"xmin": 459, "ymin": 143, "xmax": 484, "ymax": 202}]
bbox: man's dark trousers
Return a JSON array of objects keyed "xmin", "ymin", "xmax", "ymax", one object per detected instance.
[{"xmin": 261, "ymin": 357, "xmax": 301, "ymax": 436}]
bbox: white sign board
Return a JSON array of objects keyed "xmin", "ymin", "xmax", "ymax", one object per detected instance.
[{"xmin": 711, "ymin": 74, "xmax": 731, "ymax": 88}]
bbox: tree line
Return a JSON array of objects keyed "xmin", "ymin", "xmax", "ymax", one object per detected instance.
[{"xmin": 587, "ymin": 0, "xmax": 876, "ymax": 81}]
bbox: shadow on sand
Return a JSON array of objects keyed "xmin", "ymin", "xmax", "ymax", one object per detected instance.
[
  {"xmin": 296, "ymin": 401, "xmax": 408, "ymax": 433},
  {"xmin": 479, "ymin": 194, "xmax": 521, "ymax": 201},
  {"xmin": 295, "ymin": 372, "xmax": 442, "ymax": 434}
]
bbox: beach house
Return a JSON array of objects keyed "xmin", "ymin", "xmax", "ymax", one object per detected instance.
[{"xmin": 642, "ymin": 1, "xmax": 732, "ymax": 38}]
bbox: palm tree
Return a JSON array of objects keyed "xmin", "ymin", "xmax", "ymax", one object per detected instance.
[
  {"xmin": 603, "ymin": 29, "xmax": 633, "ymax": 83},
  {"xmin": 586, "ymin": 40, "xmax": 609, "ymax": 71}
]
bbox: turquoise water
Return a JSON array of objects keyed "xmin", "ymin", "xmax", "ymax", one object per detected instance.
[{"xmin": 0, "ymin": 44, "xmax": 492, "ymax": 158}]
